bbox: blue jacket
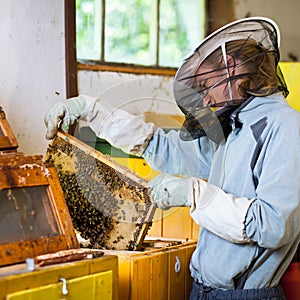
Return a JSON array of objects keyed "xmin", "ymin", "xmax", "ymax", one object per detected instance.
[{"xmin": 143, "ymin": 93, "xmax": 300, "ymax": 289}]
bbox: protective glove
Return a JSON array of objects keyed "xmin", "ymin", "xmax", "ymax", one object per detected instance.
[
  {"xmin": 148, "ymin": 173, "xmax": 194, "ymax": 210},
  {"xmin": 44, "ymin": 95, "xmax": 90, "ymax": 139},
  {"xmin": 44, "ymin": 95, "xmax": 156, "ymax": 156}
]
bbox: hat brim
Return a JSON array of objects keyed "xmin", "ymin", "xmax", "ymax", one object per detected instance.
[
  {"xmin": 173, "ymin": 17, "xmax": 281, "ymax": 141},
  {"xmin": 174, "ymin": 16, "xmax": 280, "ymax": 97}
]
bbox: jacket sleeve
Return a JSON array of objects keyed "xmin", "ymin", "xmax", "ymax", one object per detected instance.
[
  {"xmin": 143, "ymin": 128, "xmax": 215, "ymax": 178},
  {"xmin": 189, "ymin": 179, "xmax": 256, "ymax": 243}
]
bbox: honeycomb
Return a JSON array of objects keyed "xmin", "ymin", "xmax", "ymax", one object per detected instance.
[{"xmin": 44, "ymin": 132, "xmax": 156, "ymax": 250}]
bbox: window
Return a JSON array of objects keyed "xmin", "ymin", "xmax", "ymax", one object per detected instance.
[{"xmin": 76, "ymin": 0, "xmax": 206, "ymax": 73}]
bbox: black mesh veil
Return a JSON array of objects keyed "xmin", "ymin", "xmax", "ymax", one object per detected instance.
[{"xmin": 173, "ymin": 17, "xmax": 289, "ymax": 142}]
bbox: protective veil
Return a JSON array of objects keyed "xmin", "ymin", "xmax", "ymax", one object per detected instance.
[{"xmin": 173, "ymin": 17, "xmax": 288, "ymax": 143}]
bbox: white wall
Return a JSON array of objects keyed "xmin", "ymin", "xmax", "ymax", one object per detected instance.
[
  {"xmin": 234, "ymin": 0, "xmax": 300, "ymax": 61},
  {"xmin": 0, "ymin": 0, "xmax": 66, "ymax": 156},
  {"xmin": 78, "ymin": 71, "xmax": 180, "ymax": 116}
]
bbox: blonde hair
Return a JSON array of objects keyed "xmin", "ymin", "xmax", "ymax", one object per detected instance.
[{"xmin": 202, "ymin": 39, "xmax": 281, "ymax": 98}]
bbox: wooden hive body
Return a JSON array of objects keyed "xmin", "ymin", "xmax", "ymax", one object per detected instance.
[{"xmin": 0, "ymin": 154, "xmax": 79, "ymax": 266}]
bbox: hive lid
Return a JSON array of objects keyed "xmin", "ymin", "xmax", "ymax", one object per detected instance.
[{"xmin": 0, "ymin": 154, "xmax": 79, "ymax": 267}]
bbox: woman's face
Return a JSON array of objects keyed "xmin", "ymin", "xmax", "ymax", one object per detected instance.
[{"xmin": 195, "ymin": 57, "xmax": 242, "ymax": 109}]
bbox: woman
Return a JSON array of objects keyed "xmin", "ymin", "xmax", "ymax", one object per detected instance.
[{"xmin": 45, "ymin": 17, "xmax": 300, "ymax": 299}]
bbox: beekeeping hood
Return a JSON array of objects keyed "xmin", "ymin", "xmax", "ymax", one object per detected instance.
[{"xmin": 173, "ymin": 17, "xmax": 288, "ymax": 143}]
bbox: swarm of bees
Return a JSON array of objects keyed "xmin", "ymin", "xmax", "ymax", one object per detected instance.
[{"xmin": 44, "ymin": 133, "xmax": 155, "ymax": 250}]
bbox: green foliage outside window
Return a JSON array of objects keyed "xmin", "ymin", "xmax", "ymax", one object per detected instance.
[{"xmin": 76, "ymin": 0, "xmax": 205, "ymax": 69}]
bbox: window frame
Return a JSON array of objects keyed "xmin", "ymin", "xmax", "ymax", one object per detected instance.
[
  {"xmin": 65, "ymin": 0, "xmax": 235, "ymax": 88},
  {"xmin": 75, "ymin": 0, "xmax": 210, "ymax": 76}
]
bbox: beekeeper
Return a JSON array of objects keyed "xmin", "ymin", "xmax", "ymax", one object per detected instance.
[{"xmin": 45, "ymin": 17, "xmax": 300, "ymax": 299}]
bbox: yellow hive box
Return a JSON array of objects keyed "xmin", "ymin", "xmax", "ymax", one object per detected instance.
[
  {"xmin": 0, "ymin": 254, "xmax": 118, "ymax": 300},
  {"xmin": 103, "ymin": 239, "xmax": 197, "ymax": 300}
]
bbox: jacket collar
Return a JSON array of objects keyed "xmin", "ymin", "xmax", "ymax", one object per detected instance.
[{"xmin": 230, "ymin": 93, "xmax": 287, "ymax": 129}]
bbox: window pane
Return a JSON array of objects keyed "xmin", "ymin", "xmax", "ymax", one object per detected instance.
[
  {"xmin": 105, "ymin": 0, "xmax": 155, "ymax": 65},
  {"xmin": 159, "ymin": 0, "xmax": 205, "ymax": 68},
  {"xmin": 76, "ymin": 0, "xmax": 206, "ymax": 69},
  {"xmin": 76, "ymin": 0, "xmax": 101, "ymax": 60},
  {"xmin": 0, "ymin": 186, "xmax": 60, "ymax": 244}
]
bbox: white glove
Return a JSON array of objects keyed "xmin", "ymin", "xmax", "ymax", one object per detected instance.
[
  {"xmin": 44, "ymin": 95, "xmax": 156, "ymax": 156},
  {"xmin": 148, "ymin": 173, "xmax": 192, "ymax": 210},
  {"xmin": 44, "ymin": 95, "xmax": 90, "ymax": 139}
]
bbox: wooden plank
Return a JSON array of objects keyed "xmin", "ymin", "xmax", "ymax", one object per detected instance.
[
  {"xmin": 5, "ymin": 272, "xmax": 114, "ymax": 300},
  {"xmin": 163, "ymin": 207, "xmax": 193, "ymax": 239},
  {"xmin": 113, "ymin": 254, "xmax": 131, "ymax": 300},
  {"xmin": 130, "ymin": 255, "xmax": 151, "ymax": 300},
  {"xmin": 77, "ymin": 62, "xmax": 176, "ymax": 77},
  {"xmin": 168, "ymin": 248, "xmax": 186, "ymax": 300},
  {"xmin": 150, "ymin": 252, "xmax": 168, "ymax": 300},
  {"xmin": 0, "ymin": 111, "xmax": 18, "ymax": 150}
]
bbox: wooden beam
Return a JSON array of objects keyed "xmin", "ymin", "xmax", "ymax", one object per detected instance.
[
  {"xmin": 64, "ymin": 0, "xmax": 78, "ymax": 98},
  {"xmin": 206, "ymin": 0, "xmax": 235, "ymax": 34}
]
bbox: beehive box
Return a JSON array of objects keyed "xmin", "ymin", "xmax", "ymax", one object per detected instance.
[
  {"xmin": 44, "ymin": 131, "xmax": 156, "ymax": 251},
  {"xmin": 0, "ymin": 254, "xmax": 118, "ymax": 300},
  {"xmin": 0, "ymin": 153, "xmax": 79, "ymax": 267},
  {"xmin": 103, "ymin": 238, "xmax": 197, "ymax": 300}
]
